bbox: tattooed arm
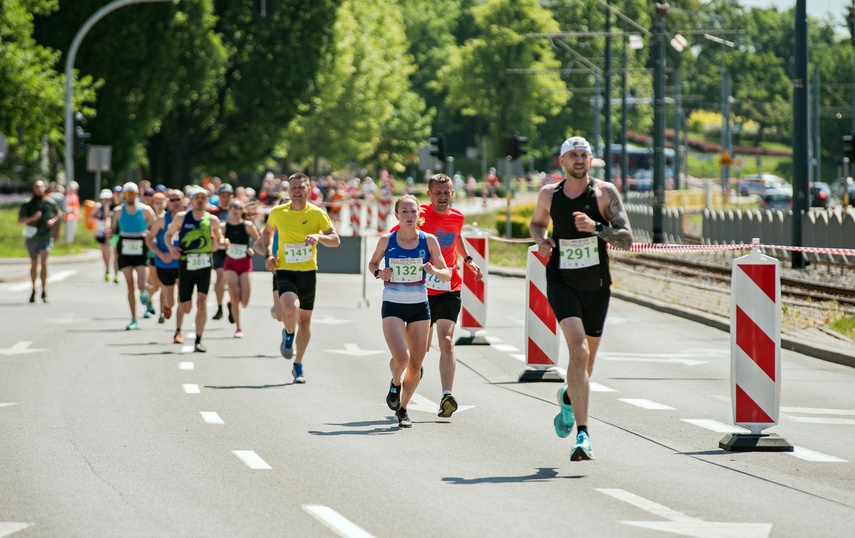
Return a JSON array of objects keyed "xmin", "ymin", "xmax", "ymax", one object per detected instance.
[{"xmin": 596, "ymin": 181, "xmax": 633, "ymax": 250}]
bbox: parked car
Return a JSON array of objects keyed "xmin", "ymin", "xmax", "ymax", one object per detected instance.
[
  {"xmin": 737, "ymin": 173, "xmax": 785, "ymax": 196},
  {"xmin": 759, "ymin": 187, "xmax": 793, "ymax": 211},
  {"xmin": 809, "ymin": 181, "xmax": 832, "ymax": 208}
]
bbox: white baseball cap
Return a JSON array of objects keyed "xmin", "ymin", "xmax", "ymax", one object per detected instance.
[
  {"xmin": 560, "ymin": 136, "xmax": 592, "ymax": 156},
  {"xmin": 99, "ymin": 189, "xmax": 112, "ymax": 199},
  {"xmin": 122, "ymin": 182, "xmax": 139, "ymax": 193},
  {"xmin": 187, "ymin": 186, "xmax": 208, "ymax": 198}
]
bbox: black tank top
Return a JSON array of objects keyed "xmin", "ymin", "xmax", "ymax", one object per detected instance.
[
  {"xmin": 224, "ymin": 221, "xmax": 251, "ymax": 246},
  {"xmin": 548, "ymin": 179, "xmax": 611, "ymax": 291}
]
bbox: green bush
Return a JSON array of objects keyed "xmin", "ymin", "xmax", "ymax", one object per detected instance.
[{"xmin": 494, "ymin": 214, "xmax": 531, "ymax": 238}]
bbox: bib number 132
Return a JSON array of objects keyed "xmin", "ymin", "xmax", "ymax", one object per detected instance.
[
  {"xmin": 389, "ymin": 257, "xmax": 423, "ymax": 283},
  {"xmin": 559, "ymin": 237, "xmax": 599, "ymax": 269}
]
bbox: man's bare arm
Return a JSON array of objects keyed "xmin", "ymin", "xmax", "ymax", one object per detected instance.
[{"xmin": 598, "ymin": 183, "xmax": 633, "ymax": 250}]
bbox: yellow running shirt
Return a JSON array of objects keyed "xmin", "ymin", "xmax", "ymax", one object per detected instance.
[{"xmin": 267, "ymin": 202, "xmax": 332, "ymax": 271}]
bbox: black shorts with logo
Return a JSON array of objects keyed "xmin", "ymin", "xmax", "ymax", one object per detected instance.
[
  {"xmin": 275, "ymin": 270, "xmax": 317, "ymax": 310},
  {"xmin": 545, "ymin": 271, "xmax": 611, "ymax": 337},
  {"xmin": 117, "ymin": 236, "xmax": 148, "ymax": 269},
  {"xmin": 428, "ymin": 291, "xmax": 461, "ymax": 324},
  {"xmin": 178, "ymin": 260, "xmax": 212, "ymax": 303}
]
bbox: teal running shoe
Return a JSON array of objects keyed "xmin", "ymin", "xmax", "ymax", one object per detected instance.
[
  {"xmin": 126, "ymin": 319, "xmax": 138, "ymax": 331},
  {"xmin": 554, "ymin": 386, "xmax": 575, "ymax": 438},
  {"xmin": 570, "ymin": 431, "xmax": 594, "ymax": 461},
  {"xmin": 140, "ymin": 289, "xmax": 150, "ymax": 307}
]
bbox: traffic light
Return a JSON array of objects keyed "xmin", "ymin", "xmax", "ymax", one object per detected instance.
[
  {"xmin": 252, "ymin": 0, "xmax": 275, "ymax": 19},
  {"xmin": 73, "ymin": 112, "xmax": 91, "ymax": 157},
  {"xmin": 504, "ymin": 134, "xmax": 528, "ymax": 159},
  {"xmin": 429, "ymin": 134, "xmax": 447, "ymax": 162}
]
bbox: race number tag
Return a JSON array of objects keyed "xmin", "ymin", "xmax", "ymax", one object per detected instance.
[
  {"xmin": 95, "ymin": 221, "xmax": 107, "ymax": 234},
  {"xmin": 226, "ymin": 243, "xmax": 247, "ymax": 259},
  {"xmin": 121, "ymin": 239, "xmax": 144, "ymax": 256},
  {"xmin": 23, "ymin": 225, "xmax": 38, "ymax": 239},
  {"xmin": 186, "ymin": 253, "xmax": 212, "ymax": 271},
  {"xmin": 389, "ymin": 257, "xmax": 423, "ymax": 283},
  {"xmin": 559, "ymin": 237, "xmax": 599, "ymax": 269},
  {"xmin": 283, "ymin": 242, "xmax": 312, "ymax": 264},
  {"xmin": 425, "ymin": 272, "xmax": 451, "ymax": 291}
]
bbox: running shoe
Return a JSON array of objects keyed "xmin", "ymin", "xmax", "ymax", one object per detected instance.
[
  {"xmin": 146, "ymin": 302, "xmax": 156, "ymax": 316},
  {"xmin": 396, "ymin": 408, "xmax": 412, "ymax": 428},
  {"xmin": 227, "ymin": 301, "xmax": 234, "ymax": 324},
  {"xmin": 280, "ymin": 329, "xmax": 295, "ymax": 359},
  {"xmin": 292, "ymin": 363, "xmax": 306, "ymax": 383},
  {"xmin": 234, "ymin": 328, "xmax": 244, "ymax": 338},
  {"xmin": 173, "ymin": 332, "xmax": 184, "ymax": 344},
  {"xmin": 386, "ymin": 381, "xmax": 401, "ymax": 411},
  {"xmin": 143, "ymin": 310, "xmax": 153, "ymax": 319},
  {"xmin": 41, "ymin": 291, "xmax": 47, "ymax": 303},
  {"xmin": 212, "ymin": 305, "xmax": 223, "ymax": 320},
  {"xmin": 570, "ymin": 431, "xmax": 594, "ymax": 461},
  {"xmin": 105, "ymin": 271, "xmax": 110, "ymax": 281},
  {"xmin": 194, "ymin": 342, "xmax": 207, "ymax": 353},
  {"xmin": 158, "ymin": 313, "xmax": 166, "ymax": 324},
  {"xmin": 126, "ymin": 319, "xmax": 138, "ymax": 331},
  {"xmin": 114, "ymin": 274, "xmax": 120, "ymax": 284},
  {"xmin": 163, "ymin": 305, "xmax": 172, "ymax": 320},
  {"xmin": 554, "ymin": 386, "xmax": 575, "ymax": 438},
  {"xmin": 270, "ymin": 306, "xmax": 277, "ymax": 319},
  {"xmin": 140, "ymin": 289, "xmax": 150, "ymax": 308},
  {"xmin": 29, "ymin": 290, "xmax": 35, "ymax": 303},
  {"xmin": 438, "ymin": 394, "xmax": 458, "ymax": 418}
]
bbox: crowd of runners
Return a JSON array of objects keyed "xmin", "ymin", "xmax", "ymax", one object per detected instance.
[{"xmin": 17, "ymin": 137, "xmax": 632, "ymax": 461}]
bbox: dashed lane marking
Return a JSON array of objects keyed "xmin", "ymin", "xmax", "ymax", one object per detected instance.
[
  {"xmin": 7, "ymin": 270, "xmax": 76, "ymax": 292},
  {"xmin": 619, "ymin": 399, "xmax": 675, "ymax": 410},
  {"xmin": 179, "ymin": 362, "xmax": 194, "ymax": 370},
  {"xmin": 200, "ymin": 412, "xmax": 223, "ymax": 424},
  {"xmin": 302, "ymin": 505, "xmax": 375, "ymax": 538},
  {"xmin": 182, "ymin": 384, "xmax": 200, "ymax": 394},
  {"xmin": 788, "ymin": 447, "xmax": 847, "ymax": 463},
  {"xmin": 232, "ymin": 450, "xmax": 271, "ymax": 470},
  {"xmin": 682, "ymin": 419, "xmax": 750, "ymax": 434}
]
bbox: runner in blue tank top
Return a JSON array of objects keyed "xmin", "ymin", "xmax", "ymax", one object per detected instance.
[
  {"xmin": 145, "ymin": 189, "xmax": 186, "ymax": 343},
  {"xmin": 529, "ymin": 136, "xmax": 633, "ymax": 462},
  {"xmin": 368, "ymin": 194, "xmax": 450, "ymax": 428}
]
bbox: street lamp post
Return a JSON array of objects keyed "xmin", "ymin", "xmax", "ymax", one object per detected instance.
[
  {"xmin": 64, "ymin": 0, "xmax": 173, "ymax": 186},
  {"xmin": 652, "ymin": 3, "xmax": 668, "ymax": 243}
]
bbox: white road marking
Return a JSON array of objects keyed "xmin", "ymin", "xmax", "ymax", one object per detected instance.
[
  {"xmin": 788, "ymin": 447, "xmax": 847, "ymax": 463},
  {"xmin": 484, "ymin": 335, "xmax": 502, "ymax": 343},
  {"xmin": 181, "ymin": 345, "xmax": 194, "ymax": 354},
  {"xmin": 232, "ymin": 450, "xmax": 271, "ymax": 470},
  {"xmin": 179, "ymin": 362, "xmax": 194, "ymax": 370},
  {"xmin": 0, "ymin": 341, "xmax": 47, "ymax": 356},
  {"xmin": 491, "ymin": 344, "xmax": 520, "ymax": 352},
  {"xmin": 313, "ymin": 315, "xmax": 351, "ymax": 325},
  {"xmin": 0, "ymin": 522, "xmax": 33, "ymax": 537},
  {"xmin": 510, "ymin": 353, "xmax": 526, "ymax": 362},
  {"xmin": 182, "ymin": 384, "xmax": 200, "ymax": 394},
  {"xmin": 200, "ymin": 412, "xmax": 223, "ymax": 424},
  {"xmin": 598, "ymin": 355, "xmax": 705, "ymax": 366},
  {"xmin": 325, "ymin": 343, "xmax": 386, "ymax": 357},
  {"xmin": 682, "ymin": 419, "xmax": 751, "ymax": 434},
  {"xmin": 781, "ymin": 407, "xmax": 855, "ymax": 416},
  {"xmin": 619, "ymin": 399, "xmax": 675, "ymax": 410},
  {"xmin": 591, "ymin": 382, "xmax": 617, "ymax": 392},
  {"xmin": 8, "ymin": 270, "xmax": 76, "ymax": 291},
  {"xmin": 0, "ymin": 403, "xmax": 18, "ymax": 409},
  {"xmin": 303, "ymin": 505, "xmax": 375, "ymax": 538},
  {"xmin": 787, "ymin": 417, "xmax": 855, "ymax": 425},
  {"xmin": 598, "ymin": 488, "xmax": 772, "ymax": 538}
]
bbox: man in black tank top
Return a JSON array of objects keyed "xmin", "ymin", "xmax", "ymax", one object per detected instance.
[{"xmin": 529, "ymin": 136, "xmax": 633, "ymax": 462}]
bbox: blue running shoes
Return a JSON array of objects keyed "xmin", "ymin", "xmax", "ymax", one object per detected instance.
[
  {"xmin": 292, "ymin": 363, "xmax": 305, "ymax": 383},
  {"xmin": 280, "ymin": 329, "xmax": 294, "ymax": 359},
  {"xmin": 554, "ymin": 385, "xmax": 575, "ymax": 438},
  {"xmin": 571, "ymin": 431, "xmax": 594, "ymax": 461}
]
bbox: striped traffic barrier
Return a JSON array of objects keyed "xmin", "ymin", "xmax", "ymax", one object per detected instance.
[
  {"xmin": 457, "ymin": 225, "xmax": 489, "ymax": 345},
  {"xmin": 349, "ymin": 195, "xmax": 362, "ymax": 236},
  {"xmin": 720, "ymin": 238, "xmax": 793, "ymax": 452},
  {"xmin": 519, "ymin": 244, "xmax": 562, "ymax": 382},
  {"xmin": 377, "ymin": 191, "xmax": 392, "ymax": 232}
]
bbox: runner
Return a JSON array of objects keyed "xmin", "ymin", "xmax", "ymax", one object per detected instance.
[
  {"xmin": 207, "ymin": 183, "xmax": 234, "ymax": 321},
  {"xmin": 528, "ymin": 136, "xmax": 633, "ymax": 461},
  {"xmin": 142, "ymin": 192, "xmax": 167, "ymax": 319},
  {"xmin": 17, "ymin": 179, "xmax": 61, "ymax": 303},
  {"xmin": 165, "ymin": 186, "xmax": 225, "ymax": 352},
  {"xmin": 109, "ymin": 186, "xmax": 122, "ymax": 282},
  {"xmin": 108, "ymin": 182, "xmax": 157, "ymax": 330},
  {"xmin": 221, "ymin": 198, "xmax": 260, "ymax": 338},
  {"xmin": 419, "ymin": 174, "xmax": 483, "ymax": 417},
  {"xmin": 145, "ymin": 189, "xmax": 186, "ymax": 343},
  {"xmin": 261, "ymin": 172, "xmax": 340, "ymax": 383},
  {"xmin": 89, "ymin": 189, "xmax": 114, "ymax": 281},
  {"xmin": 367, "ymin": 194, "xmax": 450, "ymax": 428}
]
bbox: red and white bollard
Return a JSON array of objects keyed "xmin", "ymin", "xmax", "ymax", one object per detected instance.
[
  {"xmin": 377, "ymin": 192, "xmax": 392, "ymax": 232},
  {"xmin": 457, "ymin": 225, "xmax": 489, "ymax": 345},
  {"xmin": 519, "ymin": 244, "xmax": 562, "ymax": 382},
  {"xmin": 349, "ymin": 195, "xmax": 362, "ymax": 236},
  {"xmin": 720, "ymin": 238, "xmax": 792, "ymax": 451}
]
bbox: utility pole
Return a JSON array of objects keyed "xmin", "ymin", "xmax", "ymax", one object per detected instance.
[
  {"xmin": 653, "ymin": 3, "xmax": 668, "ymax": 243},
  {"xmin": 792, "ymin": 0, "xmax": 808, "ymax": 269},
  {"xmin": 64, "ymin": 0, "xmax": 173, "ymax": 186},
  {"xmin": 604, "ymin": 0, "xmax": 613, "ymax": 182},
  {"xmin": 621, "ymin": 30, "xmax": 629, "ymax": 201},
  {"xmin": 674, "ymin": 69, "xmax": 682, "ymax": 190}
]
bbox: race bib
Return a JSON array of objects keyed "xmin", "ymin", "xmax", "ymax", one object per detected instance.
[
  {"xmin": 23, "ymin": 225, "xmax": 38, "ymax": 239},
  {"xmin": 121, "ymin": 239, "xmax": 144, "ymax": 256},
  {"xmin": 226, "ymin": 243, "xmax": 247, "ymax": 259},
  {"xmin": 283, "ymin": 242, "xmax": 312, "ymax": 264},
  {"xmin": 425, "ymin": 271, "xmax": 451, "ymax": 291},
  {"xmin": 389, "ymin": 257, "xmax": 423, "ymax": 283},
  {"xmin": 559, "ymin": 237, "xmax": 599, "ymax": 270},
  {"xmin": 95, "ymin": 221, "xmax": 107, "ymax": 234},
  {"xmin": 186, "ymin": 253, "xmax": 212, "ymax": 271}
]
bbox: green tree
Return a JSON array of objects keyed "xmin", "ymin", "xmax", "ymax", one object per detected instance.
[
  {"xmin": 284, "ymin": 0, "xmax": 429, "ymax": 174},
  {"xmin": 437, "ymin": 0, "xmax": 568, "ymax": 162},
  {"xmin": 1, "ymin": 0, "xmax": 95, "ymax": 180}
]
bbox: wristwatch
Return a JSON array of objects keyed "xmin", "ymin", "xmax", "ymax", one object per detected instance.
[
  {"xmin": 373, "ymin": 269, "xmax": 380, "ymax": 279},
  {"xmin": 464, "ymin": 256, "xmax": 473, "ymax": 264},
  {"xmin": 593, "ymin": 222, "xmax": 604, "ymax": 235}
]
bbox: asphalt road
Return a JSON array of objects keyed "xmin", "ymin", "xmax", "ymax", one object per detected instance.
[{"xmin": 1, "ymin": 258, "xmax": 854, "ymax": 537}]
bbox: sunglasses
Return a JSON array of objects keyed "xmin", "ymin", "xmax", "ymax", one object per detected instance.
[
  {"xmin": 229, "ymin": 205, "xmax": 243, "ymax": 210},
  {"xmin": 168, "ymin": 198, "xmax": 183, "ymax": 202}
]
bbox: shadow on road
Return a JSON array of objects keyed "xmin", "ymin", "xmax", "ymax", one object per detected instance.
[{"xmin": 442, "ymin": 467, "xmax": 580, "ymax": 485}]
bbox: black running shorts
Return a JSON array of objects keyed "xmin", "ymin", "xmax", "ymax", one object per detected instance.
[
  {"xmin": 428, "ymin": 291, "xmax": 461, "ymax": 324},
  {"xmin": 275, "ymin": 270, "xmax": 317, "ymax": 310},
  {"xmin": 178, "ymin": 261, "xmax": 212, "ymax": 303},
  {"xmin": 545, "ymin": 271, "xmax": 611, "ymax": 337}
]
